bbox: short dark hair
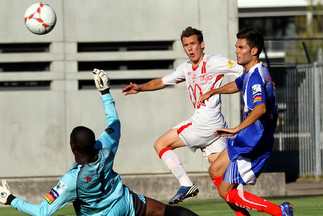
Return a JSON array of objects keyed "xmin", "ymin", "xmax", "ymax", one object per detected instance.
[
  {"xmin": 237, "ymin": 27, "xmax": 264, "ymax": 57},
  {"xmin": 70, "ymin": 126, "xmax": 96, "ymax": 155},
  {"xmin": 181, "ymin": 26, "xmax": 204, "ymax": 44}
]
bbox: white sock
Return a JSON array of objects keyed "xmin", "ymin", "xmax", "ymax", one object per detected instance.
[{"xmin": 160, "ymin": 148, "xmax": 193, "ymax": 187}]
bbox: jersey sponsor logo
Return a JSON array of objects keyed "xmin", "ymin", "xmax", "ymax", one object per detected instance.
[
  {"xmin": 105, "ymin": 128, "xmax": 115, "ymax": 134},
  {"xmin": 44, "ymin": 181, "xmax": 67, "ymax": 204},
  {"xmin": 252, "ymin": 84, "xmax": 262, "ymax": 104},
  {"xmin": 198, "ymin": 74, "xmax": 213, "ymax": 84},
  {"xmin": 253, "ymin": 96, "xmax": 262, "ymax": 103},
  {"xmin": 45, "ymin": 189, "xmax": 59, "ymax": 204},
  {"xmin": 226, "ymin": 60, "xmax": 235, "ymax": 67}
]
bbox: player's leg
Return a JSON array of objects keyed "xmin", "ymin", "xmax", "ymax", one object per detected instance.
[
  {"xmin": 217, "ymin": 154, "xmax": 293, "ymax": 216},
  {"xmin": 221, "ymin": 181, "xmax": 287, "ymax": 216},
  {"xmin": 207, "ymin": 152, "xmax": 219, "ymax": 163},
  {"xmin": 208, "ymin": 148, "xmax": 230, "ymax": 179},
  {"xmin": 154, "ymin": 129, "xmax": 198, "ymax": 204},
  {"xmin": 205, "ymin": 133, "xmax": 228, "ymax": 163},
  {"xmin": 154, "ymin": 128, "xmax": 186, "ymax": 152},
  {"xmin": 207, "ymin": 149, "xmax": 250, "ymax": 216},
  {"xmin": 154, "ymin": 129, "xmax": 192, "ymax": 187},
  {"xmin": 144, "ymin": 197, "xmax": 164, "ymax": 216},
  {"xmin": 145, "ymin": 197, "xmax": 198, "ymax": 216}
]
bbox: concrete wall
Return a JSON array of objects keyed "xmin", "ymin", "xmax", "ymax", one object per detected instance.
[
  {"xmin": 0, "ymin": 0, "xmax": 240, "ymax": 178},
  {"xmin": 6, "ymin": 173, "xmax": 286, "ymax": 204}
]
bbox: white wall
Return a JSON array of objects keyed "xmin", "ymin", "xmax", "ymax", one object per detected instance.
[{"xmin": 0, "ymin": 0, "xmax": 240, "ymax": 177}]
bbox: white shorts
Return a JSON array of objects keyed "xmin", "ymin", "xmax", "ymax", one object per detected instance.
[{"xmin": 174, "ymin": 115, "xmax": 227, "ymax": 157}]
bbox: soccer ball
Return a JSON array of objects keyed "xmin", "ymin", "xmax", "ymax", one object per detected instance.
[{"xmin": 24, "ymin": 3, "xmax": 57, "ymax": 35}]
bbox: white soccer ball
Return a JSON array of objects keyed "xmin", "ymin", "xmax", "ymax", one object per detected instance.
[{"xmin": 24, "ymin": 3, "xmax": 57, "ymax": 35}]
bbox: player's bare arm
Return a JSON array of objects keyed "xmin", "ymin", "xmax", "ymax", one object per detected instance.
[
  {"xmin": 198, "ymin": 81, "xmax": 239, "ymax": 106},
  {"xmin": 122, "ymin": 82, "xmax": 141, "ymax": 95},
  {"xmin": 215, "ymin": 103, "xmax": 266, "ymax": 137},
  {"xmin": 122, "ymin": 78, "xmax": 166, "ymax": 95}
]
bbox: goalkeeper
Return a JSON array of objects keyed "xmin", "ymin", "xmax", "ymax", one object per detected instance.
[{"xmin": 0, "ymin": 69, "xmax": 198, "ymax": 216}]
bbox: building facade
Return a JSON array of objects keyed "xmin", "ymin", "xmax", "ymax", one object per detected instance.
[{"xmin": 0, "ymin": 0, "xmax": 240, "ymax": 178}]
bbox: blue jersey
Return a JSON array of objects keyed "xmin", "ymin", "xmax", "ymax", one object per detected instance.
[
  {"xmin": 11, "ymin": 93, "xmax": 138, "ymax": 216},
  {"xmin": 227, "ymin": 62, "xmax": 278, "ymax": 160}
]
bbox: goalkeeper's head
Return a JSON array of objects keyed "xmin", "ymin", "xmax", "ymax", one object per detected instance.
[{"xmin": 70, "ymin": 126, "xmax": 97, "ymax": 163}]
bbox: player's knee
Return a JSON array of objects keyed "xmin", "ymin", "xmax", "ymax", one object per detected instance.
[
  {"xmin": 208, "ymin": 162, "xmax": 221, "ymax": 178},
  {"xmin": 219, "ymin": 189, "xmax": 227, "ymax": 199},
  {"xmin": 154, "ymin": 136, "xmax": 172, "ymax": 153},
  {"xmin": 154, "ymin": 140, "xmax": 167, "ymax": 153},
  {"xmin": 207, "ymin": 153, "xmax": 219, "ymax": 164}
]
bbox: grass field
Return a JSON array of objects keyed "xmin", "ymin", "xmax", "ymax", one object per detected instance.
[{"xmin": 1, "ymin": 195, "xmax": 322, "ymax": 215}]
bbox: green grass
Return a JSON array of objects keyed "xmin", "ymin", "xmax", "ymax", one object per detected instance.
[
  {"xmin": 1, "ymin": 196, "xmax": 323, "ymax": 215},
  {"xmin": 181, "ymin": 196, "xmax": 323, "ymax": 215}
]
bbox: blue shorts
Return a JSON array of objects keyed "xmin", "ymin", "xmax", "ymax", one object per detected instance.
[
  {"xmin": 223, "ymin": 151, "xmax": 270, "ymax": 185},
  {"xmin": 223, "ymin": 119, "xmax": 273, "ymax": 185}
]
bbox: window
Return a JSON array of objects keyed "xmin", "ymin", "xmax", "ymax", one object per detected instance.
[
  {"xmin": 0, "ymin": 62, "xmax": 50, "ymax": 72},
  {"xmin": 77, "ymin": 41, "xmax": 175, "ymax": 90},
  {"xmin": 0, "ymin": 43, "xmax": 51, "ymax": 90},
  {"xmin": 78, "ymin": 41, "xmax": 173, "ymax": 52},
  {"xmin": 0, "ymin": 43, "xmax": 50, "ymax": 53}
]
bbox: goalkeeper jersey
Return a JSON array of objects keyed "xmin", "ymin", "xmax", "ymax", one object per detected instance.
[{"xmin": 11, "ymin": 93, "xmax": 136, "ymax": 216}]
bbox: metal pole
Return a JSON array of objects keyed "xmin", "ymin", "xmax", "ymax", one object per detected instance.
[
  {"xmin": 302, "ymin": 41, "xmax": 311, "ymax": 64},
  {"xmin": 314, "ymin": 62, "xmax": 322, "ymax": 178}
]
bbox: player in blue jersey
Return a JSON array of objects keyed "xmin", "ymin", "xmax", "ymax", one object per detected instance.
[
  {"xmin": 198, "ymin": 28, "xmax": 294, "ymax": 216},
  {"xmin": 0, "ymin": 69, "xmax": 198, "ymax": 216}
]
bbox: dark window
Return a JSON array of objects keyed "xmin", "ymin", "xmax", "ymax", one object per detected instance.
[
  {"xmin": 0, "ymin": 81, "xmax": 50, "ymax": 90},
  {"xmin": 79, "ymin": 79, "xmax": 153, "ymax": 90},
  {"xmin": 78, "ymin": 41, "xmax": 173, "ymax": 52},
  {"xmin": 239, "ymin": 16, "xmax": 297, "ymax": 38},
  {"xmin": 0, "ymin": 62, "xmax": 50, "ymax": 72},
  {"xmin": 78, "ymin": 60, "xmax": 173, "ymax": 71},
  {"xmin": 0, "ymin": 43, "xmax": 50, "ymax": 53}
]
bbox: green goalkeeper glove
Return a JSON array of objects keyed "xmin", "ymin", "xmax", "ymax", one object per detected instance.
[
  {"xmin": 0, "ymin": 180, "xmax": 13, "ymax": 205},
  {"xmin": 93, "ymin": 68, "xmax": 110, "ymax": 91}
]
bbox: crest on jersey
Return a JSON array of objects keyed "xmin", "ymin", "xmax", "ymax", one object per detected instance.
[{"xmin": 226, "ymin": 60, "xmax": 235, "ymax": 67}]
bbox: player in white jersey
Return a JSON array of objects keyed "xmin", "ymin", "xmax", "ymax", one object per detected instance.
[
  {"xmin": 123, "ymin": 27, "xmax": 243, "ymax": 205},
  {"xmin": 163, "ymin": 54, "xmax": 242, "ymax": 154}
]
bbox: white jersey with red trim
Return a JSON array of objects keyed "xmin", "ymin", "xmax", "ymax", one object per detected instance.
[{"xmin": 163, "ymin": 54, "xmax": 243, "ymax": 119}]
